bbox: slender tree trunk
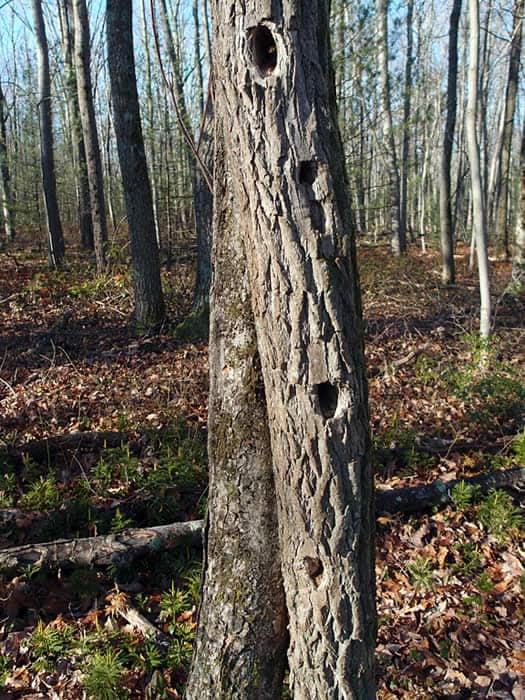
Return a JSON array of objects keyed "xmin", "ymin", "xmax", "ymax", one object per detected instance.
[
  {"xmin": 187, "ymin": 2, "xmax": 376, "ymax": 697},
  {"xmin": 439, "ymin": 0, "xmax": 462, "ymax": 284},
  {"xmin": 72, "ymin": 0, "xmax": 107, "ymax": 271},
  {"xmin": 107, "ymin": 0, "xmax": 165, "ymax": 329},
  {"xmin": 399, "ymin": 0, "xmax": 413, "ymax": 251},
  {"xmin": 31, "ymin": 0, "xmax": 65, "ymax": 267},
  {"xmin": 0, "ymin": 79, "xmax": 15, "ymax": 242},
  {"xmin": 510, "ymin": 118, "xmax": 525, "ymax": 293},
  {"xmin": 58, "ymin": 0, "xmax": 93, "ymax": 251},
  {"xmin": 466, "ymin": 0, "xmax": 491, "ymax": 339},
  {"xmin": 379, "ymin": 0, "xmax": 403, "ymax": 255},
  {"xmin": 141, "ymin": 0, "xmax": 161, "ymax": 248},
  {"xmin": 494, "ymin": 0, "xmax": 524, "ymax": 258}
]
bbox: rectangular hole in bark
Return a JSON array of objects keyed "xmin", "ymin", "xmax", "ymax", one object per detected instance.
[
  {"xmin": 249, "ymin": 25, "xmax": 277, "ymax": 76},
  {"xmin": 298, "ymin": 160, "xmax": 317, "ymax": 185},
  {"xmin": 315, "ymin": 382, "xmax": 338, "ymax": 419}
]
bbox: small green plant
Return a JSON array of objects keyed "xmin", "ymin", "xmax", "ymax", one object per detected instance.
[
  {"xmin": 110, "ymin": 508, "xmax": 134, "ymax": 534},
  {"xmin": 183, "ymin": 565, "xmax": 202, "ymax": 605},
  {"xmin": 452, "ymin": 542, "xmax": 482, "ymax": 577},
  {"xmin": 478, "ymin": 489, "xmax": 523, "ymax": 540},
  {"xmin": 0, "ymin": 472, "xmax": 16, "ymax": 508},
  {"xmin": 165, "ymin": 636, "xmax": 193, "ymax": 670},
  {"xmin": 407, "ymin": 556, "xmax": 434, "ymax": 590},
  {"xmin": 511, "ymin": 429, "xmax": 525, "ymax": 464},
  {"xmin": 0, "ymin": 653, "xmax": 10, "ymax": 687},
  {"xmin": 450, "ymin": 480, "xmax": 481, "ymax": 510},
  {"xmin": 94, "ymin": 444, "xmax": 139, "ymax": 494},
  {"xmin": 159, "ymin": 583, "xmax": 190, "ymax": 633},
  {"xmin": 20, "ymin": 476, "xmax": 60, "ymax": 511},
  {"xmin": 476, "ymin": 572, "xmax": 494, "ymax": 593},
  {"xmin": 29, "ymin": 620, "xmax": 75, "ymax": 671},
  {"xmin": 83, "ymin": 649, "xmax": 127, "ymax": 700}
]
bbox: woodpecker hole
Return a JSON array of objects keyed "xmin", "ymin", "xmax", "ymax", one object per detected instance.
[
  {"xmin": 304, "ymin": 556, "xmax": 324, "ymax": 586},
  {"xmin": 315, "ymin": 382, "xmax": 338, "ymax": 419},
  {"xmin": 299, "ymin": 160, "xmax": 317, "ymax": 185},
  {"xmin": 250, "ymin": 25, "xmax": 278, "ymax": 76}
]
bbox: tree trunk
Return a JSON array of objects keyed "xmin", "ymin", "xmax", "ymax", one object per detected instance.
[
  {"xmin": 494, "ymin": 0, "xmax": 524, "ymax": 258},
  {"xmin": 188, "ymin": 2, "xmax": 376, "ymax": 698},
  {"xmin": 439, "ymin": 0, "xmax": 462, "ymax": 285},
  {"xmin": 58, "ymin": 0, "xmax": 93, "ymax": 252},
  {"xmin": 0, "ymin": 78, "xmax": 15, "ymax": 243},
  {"xmin": 31, "ymin": 0, "xmax": 65, "ymax": 267},
  {"xmin": 72, "ymin": 0, "xmax": 108, "ymax": 271},
  {"xmin": 379, "ymin": 0, "xmax": 403, "ymax": 255},
  {"xmin": 186, "ymin": 127, "xmax": 288, "ymax": 699},
  {"xmin": 399, "ymin": 0, "xmax": 413, "ymax": 252},
  {"xmin": 107, "ymin": 0, "xmax": 165, "ymax": 329},
  {"xmin": 510, "ymin": 117, "xmax": 525, "ymax": 293},
  {"xmin": 466, "ymin": 0, "xmax": 491, "ymax": 340}
]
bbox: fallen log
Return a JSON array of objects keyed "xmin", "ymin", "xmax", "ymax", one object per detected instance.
[
  {"xmin": 0, "ymin": 519, "xmax": 203, "ymax": 572},
  {"xmin": 376, "ymin": 466, "xmax": 524, "ymax": 514},
  {"xmin": 0, "ymin": 468, "xmax": 522, "ymax": 573},
  {"xmin": 7, "ymin": 431, "xmax": 129, "ymax": 463}
]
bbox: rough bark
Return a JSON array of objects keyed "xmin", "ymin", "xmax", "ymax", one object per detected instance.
[
  {"xmin": 466, "ymin": 0, "xmax": 491, "ymax": 339},
  {"xmin": 186, "ymin": 126, "xmax": 287, "ymax": 700},
  {"xmin": 72, "ymin": 0, "xmax": 108, "ymax": 271},
  {"xmin": 0, "ymin": 79, "xmax": 15, "ymax": 242},
  {"xmin": 379, "ymin": 0, "xmax": 403, "ymax": 255},
  {"xmin": 439, "ymin": 0, "xmax": 462, "ymax": 285},
  {"xmin": 107, "ymin": 0, "xmax": 165, "ymax": 329},
  {"xmin": 31, "ymin": 0, "xmax": 65, "ymax": 267},
  {"xmin": 201, "ymin": 2, "xmax": 376, "ymax": 697},
  {"xmin": 494, "ymin": 0, "xmax": 524, "ymax": 258}
]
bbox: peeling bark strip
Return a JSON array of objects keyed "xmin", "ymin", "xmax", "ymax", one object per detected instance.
[{"xmin": 208, "ymin": 2, "xmax": 376, "ymax": 698}]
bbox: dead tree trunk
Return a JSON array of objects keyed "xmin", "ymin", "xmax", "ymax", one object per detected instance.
[{"xmin": 187, "ymin": 2, "xmax": 376, "ymax": 698}]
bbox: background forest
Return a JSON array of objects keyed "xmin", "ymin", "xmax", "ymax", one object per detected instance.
[{"xmin": 0, "ymin": 0, "xmax": 523, "ymax": 698}]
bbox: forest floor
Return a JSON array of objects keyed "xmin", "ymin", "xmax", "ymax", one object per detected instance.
[{"xmin": 0, "ymin": 241, "xmax": 523, "ymax": 699}]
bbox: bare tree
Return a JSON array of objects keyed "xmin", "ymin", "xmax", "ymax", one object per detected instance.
[
  {"xmin": 0, "ymin": 78, "xmax": 15, "ymax": 243},
  {"xmin": 439, "ymin": 0, "xmax": 462, "ymax": 284},
  {"xmin": 57, "ymin": 0, "xmax": 93, "ymax": 251},
  {"xmin": 187, "ymin": 1, "xmax": 376, "ymax": 697},
  {"xmin": 107, "ymin": 0, "xmax": 165, "ymax": 329},
  {"xmin": 494, "ymin": 0, "xmax": 524, "ymax": 258},
  {"xmin": 379, "ymin": 0, "xmax": 403, "ymax": 255},
  {"xmin": 31, "ymin": 0, "xmax": 65, "ymax": 267},
  {"xmin": 466, "ymin": 0, "xmax": 491, "ymax": 339},
  {"xmin": 72, "ymin": 0, "xmax": 108, "ymax": 271},
  {"xmin": 510, "ymin": 117, "xmax": 525, "ymax": 293}
]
